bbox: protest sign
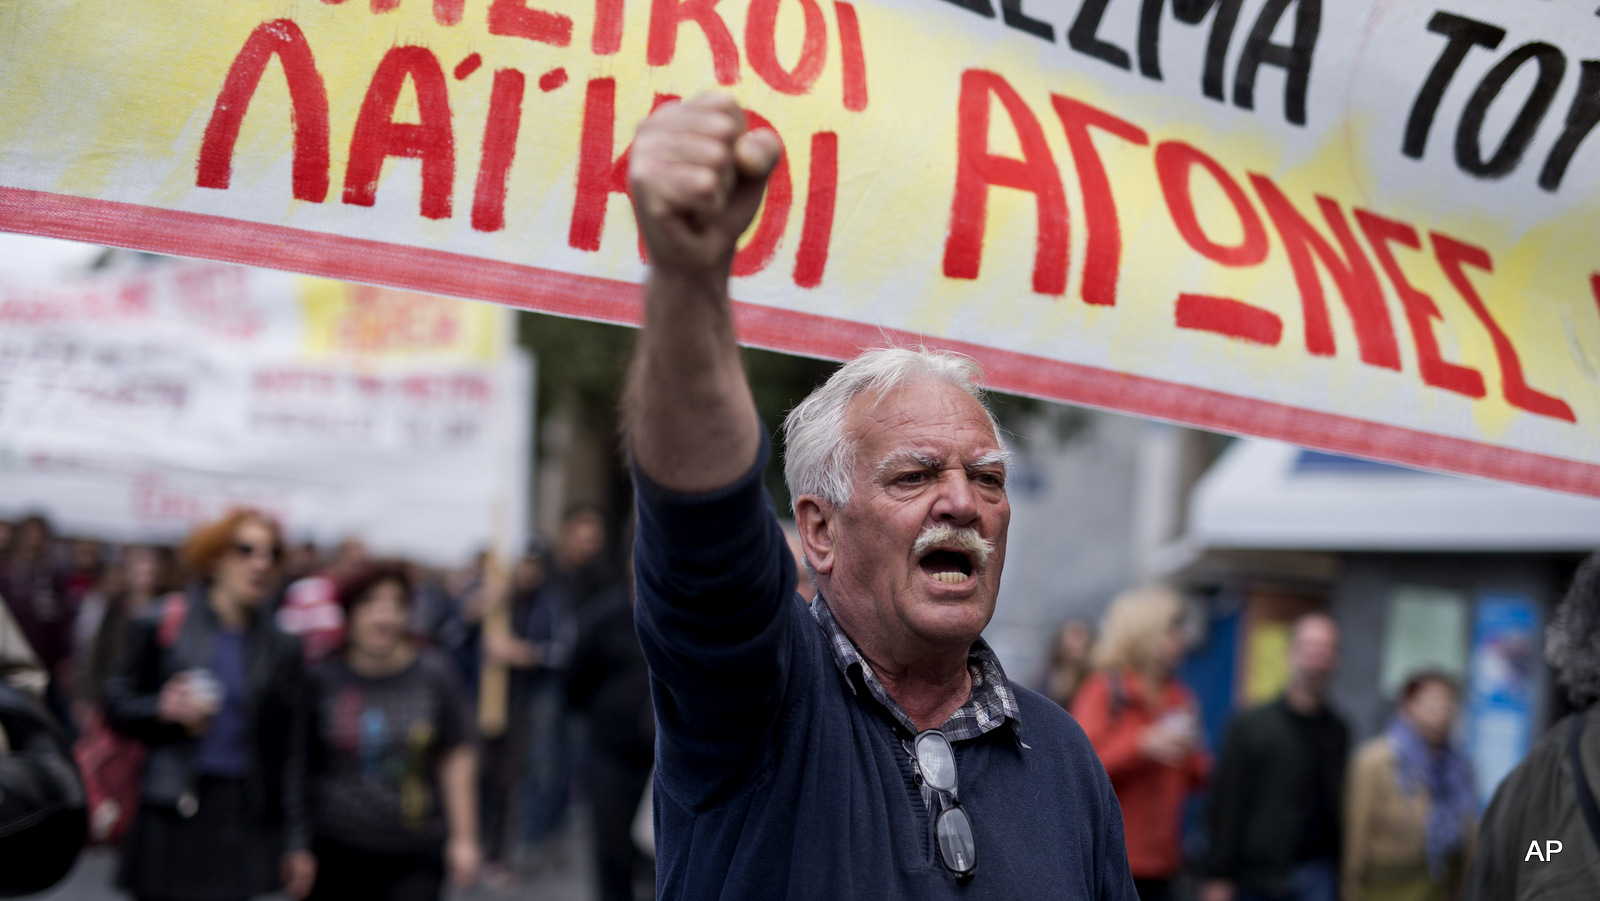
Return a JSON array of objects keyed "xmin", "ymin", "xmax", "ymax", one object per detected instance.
[
  {"xmin": 0, "ymin": 259, "xmax": 531, "ymax": 563},
  {"xmin": 0, "ymin": 1, "xmax": 1596, "ymax": 495}
]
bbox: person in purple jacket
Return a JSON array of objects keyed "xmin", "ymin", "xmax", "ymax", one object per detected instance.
[{"xmin": 624, "ymin": 93, "xmax": 1135, "ymax": 899}]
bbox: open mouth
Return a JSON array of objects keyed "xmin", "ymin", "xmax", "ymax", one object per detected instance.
[{"xmin": 920, "ymin": 549, "xmax": 975, "ymax": 584}]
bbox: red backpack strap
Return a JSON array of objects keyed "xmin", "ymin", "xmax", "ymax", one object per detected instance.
[{"xmin": 156, "ymin": 592, "xmax": 189, "ymax": 649}]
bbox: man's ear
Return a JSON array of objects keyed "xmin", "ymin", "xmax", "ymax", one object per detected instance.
[{"xmin": 794, "ymin": 495, "xmax": 834, "ymax": 576}]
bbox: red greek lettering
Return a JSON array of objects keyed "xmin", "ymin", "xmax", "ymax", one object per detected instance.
[
  {"xmin": 1175, "ymin": 293, "xmax": 1284, "ymax": 345},
  {"xmin": 1355, "ymin": 210, "xmax": 1485, "ymax": 398},
  {"xmin": 594, "ymin": 0, "xmax": 626, "ymax": 54},
  {"xmin": 747, "ymin": 0, "xmax": 827, "ymax": 95},
  {"xmin": 344, "ymin": 46, "xmax": 456, "ymax": 220},
  {"xmin": 1155, "ymin": 140, "xmax": 1268, "ymax": 267},
  {"xmin": 1432, "ymin": 233, "xmax": 1575, "ymax": 422},
  {"xmin": 366, "ymin": 0, "xmax": 464, "ymax": 25},
  {"xmin": 1250, "ymin": 174, "xmax": 1401, "ymax": 369},
  {"xmin": 472, "ymin": 69, "xmax": 526, "ymax": 233},
  {"xmin": 793, "ymin": 131, "xmax": 839, "ymax": 288},
  {"xmin": 648, "ymin": 0, "xmax": 741, "ymax": 85},
  {"xmin": 731, "ymin": 110, "xmax": 792, "ymax": 277},
  {"xmin": 836, "ymin": 2, "xmax": 868, "ymax": 111},
  {"xmin": 569, "ymin": 82, "xmax": 678, "ymax": 254},
  {"xmin": 488, "ymin": 0, "xmax": 574, "ymax": 46},
  {"xmin": 197, "ymin": 20, "xmax": 330, "ymax": 203},
  {"xmin": 944, "ymin": 70, "xmax": 1068, "ymax": 296},
  {"xmin": 1050, "ymin": 95, "xmax": 1149, "ymax": 306},
  {"xmin": 569, "ymin": 78, "xmax": 626, "ymax": 252}
]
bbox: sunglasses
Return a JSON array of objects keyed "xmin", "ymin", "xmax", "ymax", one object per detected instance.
[
  {"xmin": 909, "ymin": 729, "xmax": 977, "ymax": 878},
  {"xmin": 230, "ymin": 541, "xmax": 282, "ymax": 562}
]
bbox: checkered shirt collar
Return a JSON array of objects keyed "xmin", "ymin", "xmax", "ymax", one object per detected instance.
[{"xmin": 808, "ymin": 595, "xmax": 1022, "ymax": 742}]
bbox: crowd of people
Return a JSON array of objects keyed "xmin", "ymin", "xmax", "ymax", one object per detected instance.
[
  {"xmin": 0, "ymin": 506, "xmax": 651, "ymax": 901},
  {"xmin": 3, "ymin": 482, "xmax": 1597, "ymax": 901},
  {"xmin": 3, "ymin": 448, "xmax": 1599, "ymax": 901},
  {"xmin": 1041, "ymin": 594, "xmax": 1485, "ymax": 901}
]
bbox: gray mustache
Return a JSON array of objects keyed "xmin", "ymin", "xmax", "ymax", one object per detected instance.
[{"xmin": 913, "ymin": 524, "xmax": 994, "ymax": 569}]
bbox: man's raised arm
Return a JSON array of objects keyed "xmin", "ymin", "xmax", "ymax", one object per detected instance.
[{"xmin": 624, "ymin": 94, "xmax": 783, "ymax": 491}]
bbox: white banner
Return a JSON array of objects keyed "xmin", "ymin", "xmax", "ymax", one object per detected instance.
[{"xmin": 0, "ymin": 258, "xmax": 530, "ymax": 564}]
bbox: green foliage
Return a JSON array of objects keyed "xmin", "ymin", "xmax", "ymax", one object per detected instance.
[
  {"xmin": 516, "ymin": 312, "xmax": 636, "ymax": 422},
  {"xmin": 515, "ymin": 311, "xmax": 1090, "ymax": 516}
]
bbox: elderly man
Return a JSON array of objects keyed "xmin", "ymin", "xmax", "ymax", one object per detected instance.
[{"xmin": 624, "ymin": 94, "xmax": 1134, "ymax": 898}]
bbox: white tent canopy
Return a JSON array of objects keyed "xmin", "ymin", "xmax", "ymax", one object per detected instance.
[{"xmin": 1187, "ymin": 440, "xmax": 1600, "ymax": 553}]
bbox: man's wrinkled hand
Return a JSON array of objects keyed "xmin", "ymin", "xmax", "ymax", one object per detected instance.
[{"xmin": 628, "ymin": 93, "xmax": 783, "ymax": 280}]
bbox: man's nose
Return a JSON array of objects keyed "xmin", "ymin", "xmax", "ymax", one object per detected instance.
[{"xmin": 930, "ymin": 470, "xmax": 980, "ymax": 523}]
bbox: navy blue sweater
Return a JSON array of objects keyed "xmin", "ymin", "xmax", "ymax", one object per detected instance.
[{"xmin": 634, "ymin": 441, "xmax": 1136, "ymax": 900}]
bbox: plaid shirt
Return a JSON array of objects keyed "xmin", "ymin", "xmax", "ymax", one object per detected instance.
[{"xmin": 809, "ymin": 595, "xmax": 1022, "ymax": 743}]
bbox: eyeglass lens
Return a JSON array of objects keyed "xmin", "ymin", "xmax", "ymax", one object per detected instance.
[
  {"xmin": 936, "ymin": 806, "xmax": 977, "ymax": 875},
  {"xmin": 913, "ymin": 730, "xmax": 977, "ymax": 876},
  {"xmin": 915, "ymin": 731, "xmax": 957, "ymax": 792}
]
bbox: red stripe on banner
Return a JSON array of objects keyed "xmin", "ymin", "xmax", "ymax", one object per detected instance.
[
  {"xmin": 2, "ymin": 185, "xmax": 1597, "ymax": 499},
  {"xmin": 1174, "ymin": 293, "xmax": 1284, "ymax": 346}
]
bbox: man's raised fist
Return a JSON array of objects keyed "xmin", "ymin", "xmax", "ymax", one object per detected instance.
[{"xmin": 628, "ymin": 93, "xmax": 784, "ymax": 279}]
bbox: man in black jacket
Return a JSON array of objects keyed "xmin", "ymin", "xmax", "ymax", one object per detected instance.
[
  {"xmin": 1204, "ymin": 614, "xmax": 1348, "ymax": 901},
  {"xmin": 567, "ymin": 581, "xmax": 652, "ymax": 901},
  {"xmin": 1, "ymin": 599, "xmax": 85, "ymax": 897},
  {"xmin": 1465, "ymin": 553, "xmax": 1600, "ymax": 901}
]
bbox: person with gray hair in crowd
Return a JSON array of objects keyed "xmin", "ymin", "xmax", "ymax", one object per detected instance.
[
  {"xmin": 623, "ymin": 93, "xmax": 1134, "ymax": 898},
  {"xmin": 1464, "ymin": 553, "xmax": 1600, "ymax": 900}
]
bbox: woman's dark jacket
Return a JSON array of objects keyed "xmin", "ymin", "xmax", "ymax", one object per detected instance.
[{"xmin": 103, "ymin": 584, "xmax": 309, "ymax": 852}]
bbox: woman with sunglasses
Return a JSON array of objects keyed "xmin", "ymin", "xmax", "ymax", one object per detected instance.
[{"xmin": 106, "ymin": 509, "xmax": 312, "ymax": 901}]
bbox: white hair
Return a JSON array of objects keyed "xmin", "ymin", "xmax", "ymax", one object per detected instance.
[{"xmin": 780, "ymin": 346, "xmax": 1005, "ymax": 513}]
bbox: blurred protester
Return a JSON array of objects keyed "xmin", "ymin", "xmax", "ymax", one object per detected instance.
[
  {"xmin": 1045, "ymin": 617, "xmax": 1096, "ymax": 710},
  {"xmin": 1073, "ymin": 587, "xmax": 1208, "ymax": 901},
  {"xmin": 71, "ymin": 549, "xmax": 119, "ymax": 705},
  {"xmin": 1, "ymin": 515, "xmax": 77, "ymax": 730},
  {"xmin": 1, "ymin": 600, "xmax": 88, "ymax": 896},
  {"xmin": 417, "ymin": 551, "xmax": 494, "ymax": 694},
  {"xmin": 478, "ymin": 541, "xmax": 577, "ymax": 886},
  {"xmin": 0, "ymin": 519, "xmax": 13, "ymax": 561},
  {"xmin": 72, "ymin": 545, "xmax": 177, "ymax": 845},
  {"xmin": 285, "ymin": 541, "xmax": 322, "ymax": 584},
  {"xmin": 303, "ymin": 561, "xmax": 479, "ymax": 901},
  {"xmin": 1, "ymin": 597, "xmax": 48, "ymax": 698},
  {"xmin": 1343, "ymin": 671, "xmax": 1475, "ymax": 901},
  {"xmin": 65, "ymin": 540, "xmax": 108, "ymax": 677},
  {"xmin": 279, "ymin": 537, "xmax": 368, "ymax": 666},
  {"xmin": 780, "ymin": 520, "xmax": 817, "ymax": 602},
  {"xmin": 106, "ymin": 509, "xmax": 309, "ymax": 901},
  {"xmin": 550, "ymin": 504, "xmax": 617, "ymax": 611},
  {"xmin": 76, "ymin": 545, "xmax": 174, "ymax": 712},
  {"xmin": 1204, "ymin": 614, "xmax": 1348, "ymax": 901},
  {"xmin": 567, "ymin": 575, "xmax": 653, "ymax": 901},
  {"xmin": 408, "ymin": 563, "xmax": 455, "ymax": 647},
  {"xmin": 1465, "ymin": 553, "xmax": 1600, "ymax": 900},
  {"xmin": 64, "ymin": 538, "xmax": 105, "ymax": 607}
]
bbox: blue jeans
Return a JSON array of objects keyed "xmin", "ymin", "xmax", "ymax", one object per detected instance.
[
  {"xmin": 519, "ymin": 678, "xmax": 571, "ymax": 846},
  {"xmin": 1238, "ymin": 857, "xmax": 1338, "ymax": 901}
]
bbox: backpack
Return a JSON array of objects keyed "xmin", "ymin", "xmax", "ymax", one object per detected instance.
[
  {"xmin": 0, "ymin": 680, "xmax": 87, "ymax": 896},
  {"xmin": 71, "ymin": 592, "xmax": 187, "ymax": 845}
]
